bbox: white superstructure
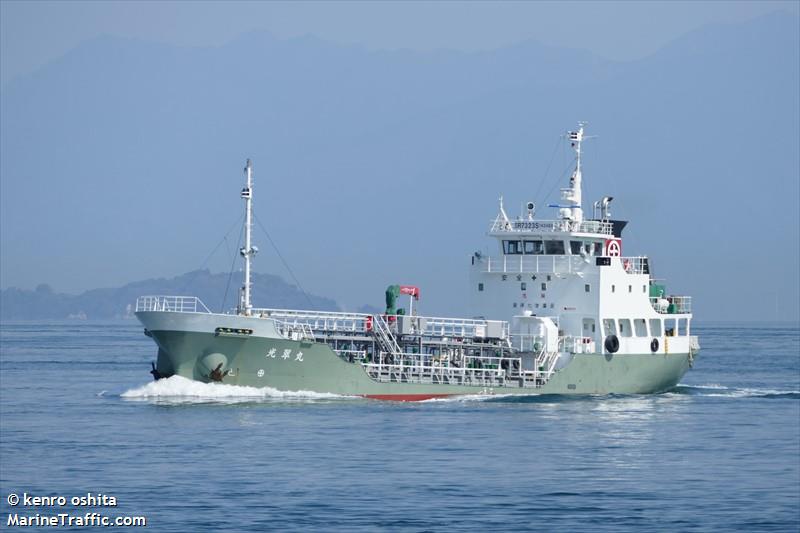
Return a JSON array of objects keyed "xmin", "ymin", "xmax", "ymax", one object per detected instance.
[{"xmin": 470, "ymin": 124, "xmax": 696, "ymax": 358}]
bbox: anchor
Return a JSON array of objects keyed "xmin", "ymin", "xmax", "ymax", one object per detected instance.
[
  {"xmin": 150, "ymin": 362, "xmax": 162, "ymax": 381},
  {"xmin": 208, "ymin": 362, "xmax": 226, "ymax": 382}
]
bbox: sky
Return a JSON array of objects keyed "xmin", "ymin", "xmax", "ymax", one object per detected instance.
[
  {"xmin": 1, "ymin": 1, "xmax": 798, "ymax": 322},
  {"xmin": 2, "ymin": 0, "xmax": 798, "ymax": 86}
]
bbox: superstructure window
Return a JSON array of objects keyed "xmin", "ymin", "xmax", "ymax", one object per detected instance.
[
  {"xmin": 619, "ymin": 319, "xmax": 632, "ymax": 337},
  {"xmin": 503, "ymin": 240, "xmax": 522, "ymax": 254},
  {"xmin": 520, "ymin": 282, "xmax": 526, "ymax": 291},
  {"xmin": 634, "ymin": 319, "xmax": 647, "ymax": 337},
  {"xmin": 603, "ymin": 319, "xmax": 617, "ymax": 336},
  {"xmin": 478, "ymin": 283, "xmax": 484, "ymax": 292},
  {"xmin": 570, "ymin": 241, "xmax": 583, "ymax": 255},
  {"xmin": 585, "ymin": 284, "xmax": 590, "ymax": 293},
  {"xmin": 650, "ymin": 319, "xmax": 662, "ymax": 337},
  {"xmin": 545, "ymin": 240, "xmax": 565, "ymax": 255},
  {"xmin": 524, "ymin": 240, "xmax": 544, "ymax": 254}
]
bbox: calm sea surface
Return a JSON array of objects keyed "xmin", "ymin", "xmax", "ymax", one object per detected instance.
[{"xmin": 1, "ymin": 321, "xmax": 798, "ymax": 532}]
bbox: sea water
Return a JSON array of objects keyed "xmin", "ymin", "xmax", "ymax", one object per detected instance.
[{"xmin": 1, "ymin": 321, "xmax": 798, "ymax": 532}]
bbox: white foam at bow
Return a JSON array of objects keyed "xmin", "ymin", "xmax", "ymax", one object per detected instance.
[{"xmin": 120, "ymin": 375, "xmax": 355, "ymax": 404}]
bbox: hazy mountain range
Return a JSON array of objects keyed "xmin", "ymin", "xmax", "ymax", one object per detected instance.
[
  {"xmin": 1, "ymin": 11, "xmax": 798, "ymax": 321},
  {"xmin": 0, "ymin": 270, "xmax": 340, "ymax": 320}
]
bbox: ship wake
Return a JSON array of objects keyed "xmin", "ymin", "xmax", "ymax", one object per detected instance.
[
  {"xmin": 668, "ymin": 383, "xmax": 799, "ymax": 399},
  {"xmin": 120, "ymin": 375, "xmax": 357, "ymax": 404}
]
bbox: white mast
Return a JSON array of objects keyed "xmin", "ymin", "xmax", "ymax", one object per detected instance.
[
  {"xmin": 239, "ymin": 159, "xmax": 257, "ymax": 316},
  {"xmin": 559, "ymin": 122, "xmax": 588, "ymax": 223},
  {"xmin": 498, "ymin": 196, "xmax": 510, "ymax": 223}
]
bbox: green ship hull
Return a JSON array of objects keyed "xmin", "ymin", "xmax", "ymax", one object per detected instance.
[
  {"xmin": 138, "ymin": 311, "xmax": 692, "ymax": 400},
  {"xmin": 134, "ymin": 146, "xmax": 699, "ymax": 401}
]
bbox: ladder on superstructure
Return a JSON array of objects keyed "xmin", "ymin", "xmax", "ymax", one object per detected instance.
[{"xmin": 371, "ymin": 315, "xmax": 402, "ymax": 356}]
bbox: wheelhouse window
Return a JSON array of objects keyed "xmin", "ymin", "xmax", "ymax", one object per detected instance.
[
  {"xmin": 524, "ymin": 240, "xmax": 544, "ymax": 254},
  {"xmin": 583, "ymin": 242, "xmax": 596, "ymax": 256},
  {"xmin": 545, "ymin": 240, "xmax": 565, "ymax": 255},
  {"xmin": 570, "ymin": 241, "xmax": 583, "ymax": 255},
  {"xmin": 503, "ymin": 240, "xmax": 522, "ymax": 254}
]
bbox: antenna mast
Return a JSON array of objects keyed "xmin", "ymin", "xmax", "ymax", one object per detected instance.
[
  {"xmin": 239, "ymin": 159, "xmax": 257, "ymax": 315},
  {"xmin": 559, "ymin": 122, "xmax": 589, "ymax": 223}
]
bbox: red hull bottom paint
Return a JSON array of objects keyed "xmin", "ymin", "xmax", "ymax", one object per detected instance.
[{"xmin": 363, "ymin": 394, "xmax": 455, "ymax": 402}]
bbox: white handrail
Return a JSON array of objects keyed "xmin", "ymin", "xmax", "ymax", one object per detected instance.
[
  {"xmin": 481, "ymin": 254, "xmax": 585, "ymax": 274},
  {"xmin": 135, "ymin": 295, "xmax": 211, "ymax": 313},
  {"xmin": 649, "ymin": 296, "xmax": 692, "ymax": 314}
]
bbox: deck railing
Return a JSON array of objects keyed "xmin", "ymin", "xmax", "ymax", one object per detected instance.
[
  {"xmin": 621, "ymin": 256, "xmax": 649, "ymax": 275},
  {"xmin": 254, "ymin": 308, "xmax": 371, "ymax": 334},
  {"xmin": 414, "ymin": 316, "xmax": 509, "ymax": 340},
  {"xmin": 650, "ymin": 296, "xmax": 692, "ymax": 314},
  {"xmin": 481, "ymin": 254, "xmax": 586, "ymax": 274},
  {"xmin": 254, "ymin": 308, "xmax": 509, "ymax": 345},
  {"xmin": 273, "ymin": 320, "xmax": 316, "ymax": 342},
  {"xmin": 135, "ymin": 295, "xmax": 211, "ymax": 313},
  {"xmin": 362, "ymin": 350, "xmax": 558, "ymax": 388},
  {"xmin": 364, "ymin": 362, "xmax": 508, "ymax": 386}
]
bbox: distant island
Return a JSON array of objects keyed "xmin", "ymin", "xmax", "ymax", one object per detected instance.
[{"xmin": 0, "ymin": 270, "xmax": 340, "ymax": 320}]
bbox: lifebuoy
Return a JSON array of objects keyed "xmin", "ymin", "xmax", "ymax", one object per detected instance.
[
  {"xmin": 650, "ymin": 338, "xmax": 659, "ymax": 353},
  {"xmin": 604, "ymin": 334, "xmax": 620, "ymax": 354}
]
